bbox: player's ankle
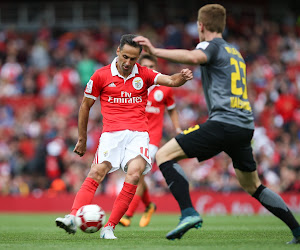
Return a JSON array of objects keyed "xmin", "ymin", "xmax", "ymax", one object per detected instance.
[
  {"xmin": 105, "ymin": 222, "xmax": 116, "ymax": 229},
  {"xmin": 292, "ymin": 226, "xmax": 300, "ymax": 237},
  {"xmin": 181, "ymin": 207, "xmax": 199, "ymax": 218}
]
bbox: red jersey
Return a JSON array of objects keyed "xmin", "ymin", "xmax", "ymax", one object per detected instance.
[
  {"xmin": 84, "ymin": 58, "xmax": 160, "ymax": 133},
  {"xmin": 146, "ymin": 85, "xmax": 176, "ymax": 147}
]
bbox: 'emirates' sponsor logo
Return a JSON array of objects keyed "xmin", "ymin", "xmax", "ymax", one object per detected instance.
[
  {"xmin": 108, "ymin": 96, "xmax": 142, "ymax": 103},
  {"xmin": 107, "ymin": 91, "xmax": 142, "ymax": 103}
]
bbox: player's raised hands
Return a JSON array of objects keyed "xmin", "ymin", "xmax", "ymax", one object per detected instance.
[{"xmin": 133, "ymin": 36, "xmax": 155, "ymax": 54}]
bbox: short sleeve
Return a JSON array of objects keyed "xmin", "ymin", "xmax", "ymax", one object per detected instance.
[
  {"xmin": 196, "ymin": 41, "xmax": 217, "ymax": 64},
  {"xmin": 143, "ymin": 67, "xmax": 161, "ymax": 88},
  {"xmin": 84, "ymin": 71, "xmax": 101, "ymax": 100}
]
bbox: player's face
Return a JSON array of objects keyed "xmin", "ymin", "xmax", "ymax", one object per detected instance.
[
  {"xmin": 117, "ymin": 44, "xmax": 140, "ymax": 76},
  {"xmin": 140, "ymin": 58, "xmax": 157, "ymax": 70}
]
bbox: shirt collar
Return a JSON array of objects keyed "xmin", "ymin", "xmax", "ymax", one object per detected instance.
[{"xmin": 111, "ymin": 57, "xmax": 139, "ymax": 80}]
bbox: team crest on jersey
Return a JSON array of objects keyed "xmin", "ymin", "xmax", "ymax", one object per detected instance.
[
  {"xmin": 154, "ymin": 90, "xmax": 164, "ymax": 102},
  {"xmin": 132, "ymin": 77, "xmax": 143, "ymax": 90}
]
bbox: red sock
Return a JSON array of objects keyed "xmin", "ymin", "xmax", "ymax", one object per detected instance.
[
  {"xmin": 142, "ymin": 188, "xmax": 151, "ymax": 207},
  {"xmin": 105, "ymin": 182, "xmax": 137, "ymax": 229},
  {"xmin": 126, "ymin": 195, "xmax": 142, "ymax": 217},
  {"xmin": 70, "ymin": 177, "xmax": 99, "ymax": 215}
]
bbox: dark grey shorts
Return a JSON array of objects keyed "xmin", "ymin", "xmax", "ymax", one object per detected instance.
[{"xmin": 175, "ymin": 120, "xmax": 256, "ymax": 172}]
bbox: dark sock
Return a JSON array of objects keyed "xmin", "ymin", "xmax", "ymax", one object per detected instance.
[
  {"xmin": 253, "ymin": 185, "xmax": 300, "ymax": 235},
  {"xmin": 182, "ymin": 207, "xmax": 199, "ymax": 218},
  {"xmin": 292, "ymin": 227, "xmax": 300, "ymax": 238},
  {"xmin": 159, "ymin": 160, "xmax": 197, "ymax": 216}
]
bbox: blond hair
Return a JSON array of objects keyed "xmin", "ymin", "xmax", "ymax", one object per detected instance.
[{"xmin": 198, "ymin": 4, "xmax": 226, "ymax": 33}]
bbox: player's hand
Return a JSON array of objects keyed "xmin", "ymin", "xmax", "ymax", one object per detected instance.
[
  {"xmin": 133, "ymin": 36, "xmax": 155, "ymax": 54},
  {"xmin": 73, "ymin": 140, "xmax": 87, "ymax": 157},
  {"xmin": 181, "ymin": 68, "xmax": 193, "ymax": 81}
]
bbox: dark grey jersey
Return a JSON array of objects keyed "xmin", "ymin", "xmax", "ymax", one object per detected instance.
[{"xmin": 196, "ymin": 38, "xmax": 254, "ymax": 129}]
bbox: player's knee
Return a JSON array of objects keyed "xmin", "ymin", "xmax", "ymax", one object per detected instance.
[
  {"xmin": 155, "ymin": 148, "xmax": 167, "ymax": 166},
  {"xmin": 87, "ymin": 169, "xmax": 103, "ymax": 183},
  {"xmin": 88, "ymin": 163, "xmax": 110, "ymax": 183},
  {"xmin": 240, "ymin": 182, "xmax": 260, "ymax": 195},
  {"xmin": 125, "ymin": 172, "xmax": 141, "ymax": 185}
]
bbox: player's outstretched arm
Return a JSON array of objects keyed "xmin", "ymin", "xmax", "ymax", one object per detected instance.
[
  {"xmin": 134, "ymin": 36, "xmax": 207, "ymax": 65},
  {"xmin": 156, "ymin": 68, "xmax": 193, "ymax": 88},
  {"xmin": 73, "ymin": 97, "xmax": 95, "ymax": 157}
]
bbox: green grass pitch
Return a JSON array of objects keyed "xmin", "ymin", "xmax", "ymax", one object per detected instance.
[{"xmin": 0, "ymin": 213, "xmax": 299, "ymax": 249}]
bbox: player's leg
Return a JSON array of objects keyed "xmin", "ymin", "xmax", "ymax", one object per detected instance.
[
  {"xmin": 139, "ymin": 177, "xmax": 156, "ymax": 227},
  {"xmin": 158, "ymin": 122, "xmax": 224, "ymax": 240},
  {"xmin": 101, "ymin": 131, "xmax": 151, "ymax": 239},
  {"xmin": 119, "ymin": 175, "xmax": 146, "ymax": 227},
  {"xmin": 141, "ymin": 179, "xmax": 151, "ymax": 207},
  {"xmin": 156, "ymin": 138, "xmax": 202, "ymax": 240},
  {"xmin": 101, "ymin": 155, "xmax": 146, "ymax": 239},
  {"xmin": 55, "ymin": 161, "xmax": 112, "ymax": 234},
  {"xmin": 225, "ymin": 123, "xmax": 300, "ymax": 244},
  {"xmin": 235, "ymin": 169, "xmax": 300, "ymax": 244},
  {"xmin": 56, "ymin": 131, "xmax": 122, "ymax": 235},
  {"xmin": 141, "ymin": 145, "xmax": 157, "ymax": 209},
  {"xmin": 157, "ymin": 122, "xmax": 222, "ymax": 217},
  {"xmin": 156, "ymin": 138, "xmax": 198, "ymax": 216},
  {"xmin": 139, "ymin": 144, "xmax": 157, "ymax": 227}
]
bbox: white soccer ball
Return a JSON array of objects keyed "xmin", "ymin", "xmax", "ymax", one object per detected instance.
[{"xmin": 75, "ymin": 204, "xmax": 106, "ymax": 233}]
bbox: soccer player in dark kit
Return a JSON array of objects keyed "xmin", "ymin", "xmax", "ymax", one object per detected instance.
[{"xmin": 134, "ymin": 4, "xmax": 300, "ymax": 244}]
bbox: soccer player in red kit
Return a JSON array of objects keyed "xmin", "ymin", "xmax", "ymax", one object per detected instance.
[
  {"xmin": 119, "ymin": 54, "xmax": 182, "ymax": 227},
  {"xmin": 55, "ymin": 34, "xmax": 193, "ymax": 239}
]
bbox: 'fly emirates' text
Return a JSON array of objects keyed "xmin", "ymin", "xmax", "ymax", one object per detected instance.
[{"xmin": 108, "ymin": 91, "xmax": 142, "ymax": 104}]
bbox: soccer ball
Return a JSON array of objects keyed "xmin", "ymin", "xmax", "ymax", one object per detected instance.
[{"xmin": 75, "ymin": 204, "xmax": 106, "ymax": 233}]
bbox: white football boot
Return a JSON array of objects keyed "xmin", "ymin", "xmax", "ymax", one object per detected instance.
[
  {"xmin": 55, "ymin": 214, "xmax": 77, "ymax": 234},
  {"xmin": 100, "ymin": 226, "xmax": 117, "ymax": 239}
]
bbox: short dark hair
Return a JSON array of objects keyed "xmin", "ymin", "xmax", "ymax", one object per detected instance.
[
  {"xmin": 119, "ymin": 34, "xmax": 142, "ymax": 54},
  {"xmin": 138, "ymin": 54, "xmax": 157, "ymax": 64}
]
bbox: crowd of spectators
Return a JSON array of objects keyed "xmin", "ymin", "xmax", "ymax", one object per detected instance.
[{"xmin": 0, "ymin": 10, "xmax": 299, "ymax": 198}]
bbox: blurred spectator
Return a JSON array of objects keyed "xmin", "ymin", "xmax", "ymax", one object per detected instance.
[
  {"xmin": 53, "ymin": 63, "xmax": 80, "ymax": 95},
  {"xmin": 76, "ymin": 49, "xmax": 98, "ymax": 87},
  {"xmin": 29, "ymin": 41, "xmax": 50, "ymax": 71},
  {"xmin": 0, "ymin": 55, "xmax": 23, "ymax": 97}
]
